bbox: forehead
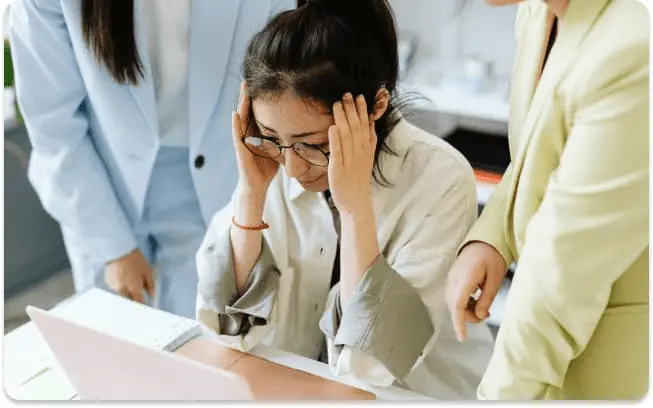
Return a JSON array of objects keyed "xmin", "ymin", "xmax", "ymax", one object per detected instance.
[{"xmin": 251, "ymin": 91, "xmax": 333, "ymax": 134}]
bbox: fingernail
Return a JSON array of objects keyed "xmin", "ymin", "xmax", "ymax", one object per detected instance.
[
  {"xmin": 357, "ymin": 94, "xmax": 365, "ymax": 102},
  {"xmin": 344, "ymin": 93, "xmax": 352, "ymax": 100}
]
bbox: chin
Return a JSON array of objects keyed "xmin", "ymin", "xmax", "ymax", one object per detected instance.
[
  {"xmin": 301, "ymin": 182, "xmax": 329, "ymax": 193},
  {"xmin": 299, "ymin": 176, "xmax": 329, "ymax": 193}
]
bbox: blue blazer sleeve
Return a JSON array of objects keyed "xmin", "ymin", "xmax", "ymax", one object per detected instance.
[{"xmin": 10, "ymin": 0, "xmax": 138, "ymax": 265}]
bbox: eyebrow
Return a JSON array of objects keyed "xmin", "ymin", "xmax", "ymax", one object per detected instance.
[{"xmin": 256, "ymin": 120, "xmax": 328, "ymax": 139}]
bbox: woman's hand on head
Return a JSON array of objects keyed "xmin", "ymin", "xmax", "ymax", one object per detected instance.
[
  {"xmin": 232, "ymin": 81, "xmax": 280, "ymax": 201},
  {"xmin": 328, "ymin": 93, "xmax": 377, "ymax": 215}
]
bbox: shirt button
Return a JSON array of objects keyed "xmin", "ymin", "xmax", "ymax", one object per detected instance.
[
  {"xmin": 194, "ymin": 154, "xmax": 205, "ymax": 169},
  {"xmin": 319, "ymin": 248, "xmax": 324, "ymax": 255}
]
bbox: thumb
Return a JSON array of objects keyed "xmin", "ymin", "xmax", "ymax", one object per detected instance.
[
  {"xmin": 129, "ymin": 283, "xmax": 147, "ymax": 304},
  {"xmin": 143, "ymin": 267, "xmax": 155, "ymax": 298},
  {"xmin": 474, "ymin": 273, "xmax": 502, "ymax": 320}
]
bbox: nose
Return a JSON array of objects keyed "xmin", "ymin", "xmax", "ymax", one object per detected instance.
[{"xmin": 282, "ymin": 148, "xmax": 310, "ymax": 179}]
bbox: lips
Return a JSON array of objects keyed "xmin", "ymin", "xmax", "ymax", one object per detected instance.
[{"xmin": 299, "ymin": 175, "xmax": 322, "ymax": 184}]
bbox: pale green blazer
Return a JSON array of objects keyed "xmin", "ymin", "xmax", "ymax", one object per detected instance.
[{"xmin": 466, "ymin": 0, "xmax": 649, "ymax": 399}]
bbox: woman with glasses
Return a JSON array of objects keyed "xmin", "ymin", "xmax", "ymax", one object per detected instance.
[{"xmin": 195, "ymin": 0, "xmax": 494, "ymax": 398}]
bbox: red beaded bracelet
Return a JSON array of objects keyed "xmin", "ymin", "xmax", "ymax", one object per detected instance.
[{"xmin": 231, "ymin": 216, "xmax": 269, "ymax": 231}]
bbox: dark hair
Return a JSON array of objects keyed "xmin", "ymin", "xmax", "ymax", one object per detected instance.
[
  {"xmin": 244, "ymin": 0, "xmax": 402, "ymax": 186},
  {"xmin": 81, "ymin": 0, "xmax": 144, "ymax": 84}
]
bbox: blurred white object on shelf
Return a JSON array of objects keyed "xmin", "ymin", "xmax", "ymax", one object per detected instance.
[{"xmin": 402, "ymin": 59, "xmax": 510, "ymax": 124}]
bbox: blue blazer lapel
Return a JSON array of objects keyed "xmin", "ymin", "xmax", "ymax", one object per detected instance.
[
  {"xmin": 129, "ymin": 0, "xmax": 158, "ymax": 138},
  {"xmin": 188, "ymin": 0, "xmax": 240, "ymax": 151}
]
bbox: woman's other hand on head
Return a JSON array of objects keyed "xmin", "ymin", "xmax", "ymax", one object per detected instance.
[
  {"xmin": 328, "ymin": 93, "xmax": 377, "ymax": 216},
  {"xmin": 232, "ymin": 81, "xmax": 280, "ymax": 201}
]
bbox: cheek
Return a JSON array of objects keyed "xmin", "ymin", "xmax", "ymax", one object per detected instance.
[{"xmin": 309, "ymin": 165, "xmax": 329, "ymax": 181}]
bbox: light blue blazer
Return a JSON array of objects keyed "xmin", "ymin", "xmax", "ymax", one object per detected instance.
[{"xmin": 9, "ymin": 0, "xmax": 294, "ymax": 279}]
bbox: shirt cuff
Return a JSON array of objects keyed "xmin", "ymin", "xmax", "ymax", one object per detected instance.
[
  {"xmin": 319, "ymin": 255, "xmax": 435, "ymax": 380},
  {"xmin": 196, "ymin": 225, "xmax": 280, "ymax": 336}
]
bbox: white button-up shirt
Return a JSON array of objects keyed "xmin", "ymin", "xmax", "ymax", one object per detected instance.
[
  {"xmin": 197, "ymin": 119, "xmax": 494, "ymax": 398},
  {"xmin": 141, "ymin": 0, "xmax": 191, "ymax": 147}
]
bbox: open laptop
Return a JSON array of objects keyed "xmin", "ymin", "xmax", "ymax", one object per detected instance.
[{"xmin": 26, "ymin": 306, "xmax": 254, "ymax": 401}]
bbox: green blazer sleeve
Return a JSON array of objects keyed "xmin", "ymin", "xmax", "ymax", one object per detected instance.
[
  {"xmin": 462, "ymin": 163, "xmax": 515, "ymax": 266},
  {"xmin": 478, "ymin": 40, "xmax": 649, "ymax": 399},
  {"xmin": 460, "ymin": 2, "xmax": 529, "ymax": 267}
]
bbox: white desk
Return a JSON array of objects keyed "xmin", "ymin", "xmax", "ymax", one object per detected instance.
[{"xmin": 2, "ymin": 295, "xmax": 430, "ymax": 401}]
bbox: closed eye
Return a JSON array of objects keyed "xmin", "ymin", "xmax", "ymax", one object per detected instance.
[
  {"xmin": 304, "ymin": 142, "xmax": 329, "ymax": 150},
  {"xmin": 259, "ymin": 134, "xmax": 280, "ymax": 143}
]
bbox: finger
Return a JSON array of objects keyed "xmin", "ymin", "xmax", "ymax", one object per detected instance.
[
  {"xmin": 355, "ymin": 95, "xmax": 370, "ymax": 150},
  {"xmin": 332, "ymin": 101, "xmax": 353, "ymax": 167},
  {"xmin": 451, "ymin": 289, "xmax": 470, "ymax": 342},
  {"xmin": 130, "ymin": 287, "xmax": 146, "ymax": 304},
  {"xmin": 328, "ymin": 125, "xmax": 342, "ymax": 167},
  {"xmin": 116, "ymin": 284, "xmax": 130, "ymax": 299},
  {"xmin": 452, "ymin": 270, "xmax": 486, "ymax": 341},
  {"xmin": 474, "ymin": 273, "xmax": 503, "ymax": 320},
  {"xmin": 445, "ymin": 274, "xmax": 459, "ymax": 312},
  {"xmin": 144, "ymin": 269, "xmax": 155, "ymax": 298},
  {"xmin": 237, "ymin": 81, "xmax": 251, "ymax": 135},
  {"xmin": 232, "ymin": 112, "xmax": 250, "ymax": 161},
  {"xmin": 342, "ymin": 93, "xmax": 361, "ymax": 146},
  {"xmin": 453, "ymin": 303, "xmax": 484, "ymax": 342},
  {"xmin": 232, "ymin": 111, "xmax": 243, "ymax": 143},
  {"xmin": 465, "ymin": 311, "xmax": 482, "ymax": 327},
  {"xmin": 369, "ymin": 115, "xmax": 377, "ymax": 153}
]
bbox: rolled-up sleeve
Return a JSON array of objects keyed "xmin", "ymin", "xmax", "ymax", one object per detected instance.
[
  {"xmin": 319, "ymin": 148, "xmax": 480, "ymax": 388},
  {"xmin": 196, "ymin": 209, "xmax": 280, "ymax": 348},
  {"xmin": 319, "ymin": 255, "xmax": 434, "ymax": 385}
]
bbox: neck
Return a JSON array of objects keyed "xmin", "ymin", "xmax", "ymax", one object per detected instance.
[{"xmin": 546, "ymin": 0, "xmax": 570, "ymax": 19}]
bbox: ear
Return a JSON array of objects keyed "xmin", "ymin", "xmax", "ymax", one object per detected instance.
[{"xmin": 371, "ymin": 87, "xmax": 390, "ymax": 121}]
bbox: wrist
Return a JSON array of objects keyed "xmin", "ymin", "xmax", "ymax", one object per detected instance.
[
  {"xmin": 106, "ymin": 248, "xmax": 139, "ymax": 266},
  {"xmin": 340, "ymin": 206, "xmax": 378, "ymax": 249},
  {"xmin": 238, "ymin": 183, "xmax": 268, "ymax": 202},
  {"xmin": 462, "ymin": 241, "xmax": 507, "ymax": 271},
  {"xmin": 234, "ymin": 191, "xmax": 266, "ymax": 226},
  {"xmin": 339, "ymin": 201, "xmax": 375, "ymax": 225}
]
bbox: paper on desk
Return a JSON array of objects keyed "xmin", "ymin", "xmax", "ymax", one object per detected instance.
[
  {"xmin": 51, "ymin": 288, "xmax": 200, "ymax": 351},
  {"xmin": 4, "ymin": 322, "xmax": 56, "ymax": 390},
  {"xmin": 3, "ymin": 358, "xmax": 49, "ymax": 391},
  {"xmin": 6, "ymin": 368, "xmax": 77, "ymax": 401}
]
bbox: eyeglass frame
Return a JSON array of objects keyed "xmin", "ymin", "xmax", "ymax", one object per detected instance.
[{"xmin": 241, "ymin": 135, "xmax": 331, "ymax": 167}]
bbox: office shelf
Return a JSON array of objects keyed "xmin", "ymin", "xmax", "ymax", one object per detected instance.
[{"xmin": 419, "ymin": 82, "xmax": 509, "ymax": 124}]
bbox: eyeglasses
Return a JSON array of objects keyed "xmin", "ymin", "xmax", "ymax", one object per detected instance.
[{"xmin": 242, "ymin": 136, "xmax": 330, "ymax": 167}]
